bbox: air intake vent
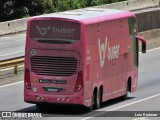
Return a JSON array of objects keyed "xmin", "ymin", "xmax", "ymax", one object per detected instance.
[{"xmin": 31, "ymin": 56, "xmax": 78, "ymax": 76}]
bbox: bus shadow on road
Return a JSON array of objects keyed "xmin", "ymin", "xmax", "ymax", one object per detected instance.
[
  {"xmin": 16, "ymin": 96, "xmax": 135, "ymax": 116},
  {"xmin": 100, "ymin": 96, "xmax": 135, "ymax": 109},
  {"xmin": 16, "ymin": 104, "xmax": 88, "ymax": 116}
]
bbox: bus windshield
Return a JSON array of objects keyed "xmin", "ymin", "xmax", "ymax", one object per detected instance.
[{"xmin": 30, "ymin": 20, "xmax": 81, "ymax": 44}]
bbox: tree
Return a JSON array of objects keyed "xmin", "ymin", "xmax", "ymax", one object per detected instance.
[
  {"xmin": 0, "ymin": 0, "xmax": 126, "ymax": 22},
  {"xmin": 56, "ymin": 0, "xmax": 86, "ymax": 11},
  {"xmin": 13, "ymin": 0, "xmax": 29, "ymax": 19},
  {"xmin": 0, "ymin": 0, "xmax": 14, "ymax": 21}
]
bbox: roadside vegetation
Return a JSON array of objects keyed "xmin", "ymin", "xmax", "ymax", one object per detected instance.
[{"xmin": 0, "ymin": 0, "xmax": 126, "ymax": 22}]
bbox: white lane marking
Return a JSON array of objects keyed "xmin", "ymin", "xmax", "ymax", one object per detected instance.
[
  {"xmin": 133, "ymin": 117, "xmax": 150, "ymax": 120},
  {"xmin": 146, "ymin": 47, "xmax": 160, "ymax": 52},
  {"xmin": 81, "ymin": 93, "xmax": 160, "ymax": 120},
  {"xmin": 107, "ymin": 94, "xmax": 160, "ymax": 111},
  {"xmin": 140, "ymin": 47, "xmax": 160, "ymax": 53},
  {"xmin": 0, "ymin": 50, "xmax": 24, "ymax": 57},
  {"xmin": 0, "ymin": 81, "xmax": 24, "ymax": 89}
]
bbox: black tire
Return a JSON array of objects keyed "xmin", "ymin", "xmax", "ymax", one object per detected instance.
[
  {"xmin": 86, "ymin": 104, "xmax": 93, "ymax": 112},
  {"xmin": 85, "ymin": 89, "xmax": 102, "ymax": 112},
  {"xmin": 120, "ymin": 93, "xmax": 128, "ymax": 100},
  {"xmin": 121, "ymin": 81, "xmax": 129, "ymax": 100},
  {"xmin": 127, "ymin": 79, "xmax": 131, "ymax": 92},
  {"xmin": 94, "ymin": 90, "xmax": 101, "ymax": 109},
  {"xmin": 86, "ymin": 90, "xmax": 98, "ymax": 112}
]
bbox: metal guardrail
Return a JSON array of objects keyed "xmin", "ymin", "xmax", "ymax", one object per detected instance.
[{"xmin": 0, "ymin": 57, "xmax": 24, "ymax": 74}]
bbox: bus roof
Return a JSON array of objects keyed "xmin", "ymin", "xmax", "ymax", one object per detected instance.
[{"xmin": 33, "ymin": 8, "xmax": 135, "ymax": 25}]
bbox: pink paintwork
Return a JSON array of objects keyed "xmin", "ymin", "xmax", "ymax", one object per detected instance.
[{"xmin": 24, "ymin": 8, "xmax": 146, "ymax": 109}]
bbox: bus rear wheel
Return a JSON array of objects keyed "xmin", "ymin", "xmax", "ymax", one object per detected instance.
[
  {"xmin": 86, "ymin": 89, "xmax": 102, "ymax": 112},
  {"xmin": 86, "ymin": 91, "xmax": 98, "ymax": 112},
  {"xmin": 94, "ymin": 90, "xmax": 101, "ymax": 109}
]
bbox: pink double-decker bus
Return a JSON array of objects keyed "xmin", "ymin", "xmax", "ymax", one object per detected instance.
[{"xmin": 24, "ymin": 8, "xmax": 146, "ymax": 111}]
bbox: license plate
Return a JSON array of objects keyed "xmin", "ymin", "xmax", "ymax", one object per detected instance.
[{"xmin": 43, "ymin": 87, "xmax": 63, "ymax": 92}]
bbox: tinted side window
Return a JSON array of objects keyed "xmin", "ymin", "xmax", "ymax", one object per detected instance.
[{"xmin": 128, "ymin": 17, "xmax": 138, "ymax": 67}]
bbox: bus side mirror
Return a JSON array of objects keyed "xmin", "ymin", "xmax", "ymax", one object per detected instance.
[
  {"xmin": 142, "ymin": 42, "xmax": 146, "ymax": 53},
  {"xmin": 135, "ymin": 36, "xmax": 146, "ymax": 53}
]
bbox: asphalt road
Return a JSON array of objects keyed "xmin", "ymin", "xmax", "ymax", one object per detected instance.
[
  {"xmin": 0, "ymin": 48, "xmax": 160, "ymax": 120},
  {"xmin": 0, "ymin": 33, "xmax": 25, "ymax": 61}
]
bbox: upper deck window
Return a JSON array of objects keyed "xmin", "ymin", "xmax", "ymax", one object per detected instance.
[{"xmin": 30, "ymin": 20, "xmax": 80, "ymax": 44}]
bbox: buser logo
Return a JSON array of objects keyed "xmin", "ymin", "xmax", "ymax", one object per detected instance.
[
  {"xmin": 36, "ymin": 25, "xmax": 75, "ymax": 36},
  {"xmin": 98, "ymin": 36, "xmax": 120, "ymax": 68}
]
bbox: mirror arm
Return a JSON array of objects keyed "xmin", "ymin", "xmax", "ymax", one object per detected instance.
[
  {"xmin": 135, "ymin": 35, "xmax": 146, "ymax": 53},
  {"xmin": 135, "ymin": 36, "xmax": 146, "ymax": 44}
]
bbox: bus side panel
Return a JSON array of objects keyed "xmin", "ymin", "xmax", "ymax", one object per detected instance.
[
  {"xmin": 84, "ymin": 18, "xmax": 138, "ymax": 104},
  {"xmin": 101, "ymin": 19, "xmax": 131, "ymax": 100}
]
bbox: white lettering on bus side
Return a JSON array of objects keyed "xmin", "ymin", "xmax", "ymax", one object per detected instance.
[
  {"xmin": 98, "ymin": 37, "xmax": 108, "ymax": 68},
  {"xmin": 36, "ymin": 25, "xmax": 75, "ymax": 36},
  {"xmin": 98, "ymin": 36, "xmax": 120, "ymax": 68},
  {"xmin": 108, "ymin": 43, "xmax": 120, "ymax": 61}
]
